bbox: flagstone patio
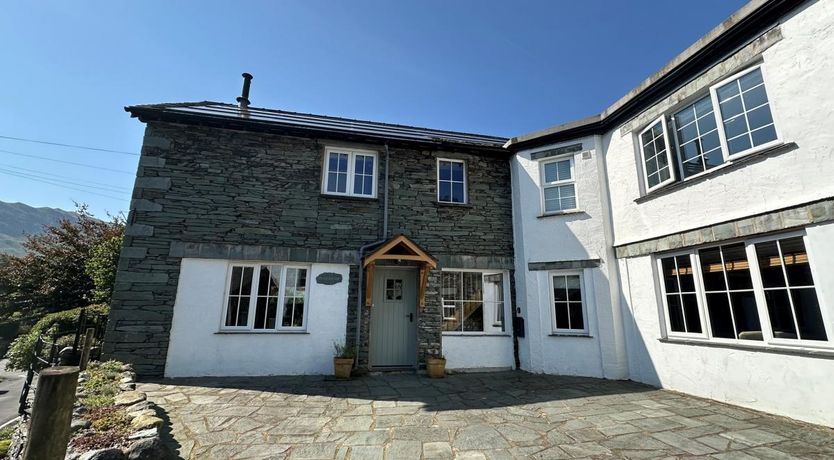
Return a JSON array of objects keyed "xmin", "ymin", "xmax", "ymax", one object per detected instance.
[{"xmin": 138, "ymin": 372, "xmax": 834, "ymax": 459}]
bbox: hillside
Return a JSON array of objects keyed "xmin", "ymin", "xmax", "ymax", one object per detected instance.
[{"xmin": 0, "ymin": 201, "xmax": 77, "ymax": 256}]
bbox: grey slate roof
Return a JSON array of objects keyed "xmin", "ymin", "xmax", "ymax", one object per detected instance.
[{"xmin": 125, "ymin": 101, "xmax": 508, "ymax": 151}]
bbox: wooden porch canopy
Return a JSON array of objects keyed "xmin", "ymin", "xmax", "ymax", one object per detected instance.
[{"xmin": 363, "ymin": 234, "xmax": 437, "ymax": 310}]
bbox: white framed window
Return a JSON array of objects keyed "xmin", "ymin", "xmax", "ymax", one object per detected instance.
[
  {"xmin": 441, "ymin": 270, "xmax": 507, "ymax": 333},
  {"xmin": 656, "ymin": 232, "xmax": 830, "ymax": 347},
  {"xmin": 322, "ymin": 147, "xmax": 377, "ymax": 198},
  {"xmin": 639, "ymin": 117, "xmax": 675, "ymax": 191},
  {"xmin": 221, "ymin": 263, "xmax": 310, "ymax": 331},
  {"xmin": 540, "ymin": 157, "xmax": 577, "ymax": 214},
  {"xmin": 437, "ymin": 158, "xmax": 466, "ymax": 204},
  {"xmin": 549, "ymin": 271, "xmax": 587, "ymax": 334},
  {"xmin": 639, "ymin": 65, "xmax": 781, "ymax": 190}
]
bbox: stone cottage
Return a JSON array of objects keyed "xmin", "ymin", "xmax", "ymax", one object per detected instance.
[{"xmin": 105, "ymin": 0, "xmax": 834, "ymax": 428}]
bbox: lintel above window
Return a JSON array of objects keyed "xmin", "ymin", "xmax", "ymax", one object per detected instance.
[
  {"xmin": 637, "ymin": 65, "xmax": 781, "ymax": 194},
  {"xmin": 322, "ymin": 147, "xmax": 378, "ymax": 198}
]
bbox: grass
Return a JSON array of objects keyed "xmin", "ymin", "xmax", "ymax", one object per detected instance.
[
  {"xmin": 68, "ymin": 360, "xmax": 131, "ymax": 452},
  {"xmin": 80, "ymin": 360, "xmax": 123, "ymax": 410}
]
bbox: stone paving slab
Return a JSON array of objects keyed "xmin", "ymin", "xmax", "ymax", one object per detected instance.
[{"xmin": 138, "ymin": 372, "xmax": 834, "ymax": 459}]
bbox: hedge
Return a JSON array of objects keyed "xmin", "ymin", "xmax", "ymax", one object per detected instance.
[{"xmin": 4, "ymin": 304, "xmax": 108, "ymax": 371}]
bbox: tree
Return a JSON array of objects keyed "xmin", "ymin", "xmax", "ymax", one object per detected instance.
[
  {"xmin": 86, "ymin": 234, "xmax": 124, "ymax": 303},
  {"xmin": 0, "ymin": 205, "xmax": 124, "ymax": 327}
]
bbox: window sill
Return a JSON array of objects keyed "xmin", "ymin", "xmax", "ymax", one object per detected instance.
[
  {"xmin": 635, "ymin": 142, "xmax": 798, "ymax": 203},
  {"xmin": 548, "ymin": 333, "xmax": 593, "ymax": 338},
  {"xmin": 320, "ymin": 193, "xmax": 377, "ymax": 202},
  {"xmin": 442, "ymin": 332, "xmax": 511, "ymax": 337},
  {"xmin": 537, "ymin": 210, "xmax": 586, "ymax": 219},
  {"xmin": 435, "ymin": 201, "xmax": 473, "ymax": 208},
  {"xmin": 215, "ymin": 330, "xmax": 310, "ymax": 335},
  {"xmin": 658, "ymin": 337, "xmax": 834, "ymax": 359}
]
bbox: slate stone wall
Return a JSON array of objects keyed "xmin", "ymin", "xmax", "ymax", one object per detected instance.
[{"xmin": 104, "ymin": 122, "xmax": 514, "ymax": 376}]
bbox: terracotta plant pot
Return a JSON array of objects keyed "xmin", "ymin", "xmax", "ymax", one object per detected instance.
[
  {"xmin": 426, "ymin": 357, "xmax": 446, "ymax": 378},
  {"xmin": 334, "ymin": 357, "xmax": 354, "ymax": 379}
]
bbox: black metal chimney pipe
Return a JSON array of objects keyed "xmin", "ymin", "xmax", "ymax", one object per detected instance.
[{"xmin": 237, "ymin": 73, "xmax": 253, "ymax": 108}]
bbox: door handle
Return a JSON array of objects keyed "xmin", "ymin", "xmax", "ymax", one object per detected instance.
[{"xmin": 408, "ymin": 313, "xmax": 414, "ymax": 322}]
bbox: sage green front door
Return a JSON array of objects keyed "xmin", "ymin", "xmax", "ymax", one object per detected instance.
[{"xmin": 370, "ymin": 268, "xmax": 418, "ymax": 368}]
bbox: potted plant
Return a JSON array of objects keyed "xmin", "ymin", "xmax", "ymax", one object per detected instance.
[
  {"xmin": 333, "ymin": 342, "xmax": 355, "ymax": 380},
  {"xmin": 426, "ymin": 354, "xmax": 446, "ymax": 378}
]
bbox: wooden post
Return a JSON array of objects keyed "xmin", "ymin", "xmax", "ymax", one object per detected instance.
[
  {"xmin": 78, "ymin": 327, "xmax": 95, "ymax": 371},
  {"xmin": 23, "ymin": 366, "xmax": 79, "ymax": 460}
]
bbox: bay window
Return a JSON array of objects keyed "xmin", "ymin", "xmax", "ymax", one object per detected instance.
[
  {"xmin": 657, "ymin": 233, "xmax": 830, "ymax": 347},
  {"xmin": 223, "ymin": 264, "xmax": 309, "ymax": 331}
]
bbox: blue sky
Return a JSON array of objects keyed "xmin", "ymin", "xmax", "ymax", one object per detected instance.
[{"xmin": 0, "ymin": 0, "xmax": 747, "ymax": 218}]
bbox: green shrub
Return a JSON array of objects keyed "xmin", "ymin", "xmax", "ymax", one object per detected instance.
[
  {"xmin": 3, "ymin": 304, "xmax": 108, "ymax": 371},
  {"xmin": 0, "ymin": 423, "xmax": 15, "ymax": 457},
  {"xmin": 87, "ymin": 407, "xmax": 130, "ymax": 432},
  {"xmin": 81, "ymin": 360, "xmax": 123, "ymax": 410}
]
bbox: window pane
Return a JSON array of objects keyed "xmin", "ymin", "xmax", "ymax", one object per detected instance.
[
  {"xmin": 727, "ymin": 134, "xmax": 752, "ymax": 155},
  {"xmin": 699, "ymin": 248, "xmax": 726, "ymax": 291},
  {"xmin": 452, "ymin": 183, "xmax": 465, "ymax": 203},
  {"xmin": 716, "ymin": 81, "xmax": 740, "ymax": 101},
  {"xmin": 764, "ymin": 290, "xmax": 797, "ymax": 339},
  {"xmin": 700, "ymin": 131, "xmax": 720, "ymax": 153},
  {"xmin": 451, "ymin": 162, "xmax": 464, "ymax": 181},
  {"xmin": 676, "ymin": 255, "xmax": 695, "ymax": 292},
  {"xmin": 229, "ymin": 266, "xmax": 243, "ymax": 295},
  {"xmin": 682, "ymin": 158, "xmax": 705, "ymax": 178},
  {"xmin": 364, "ymin": 176, "xmax": 373, "ymax": 195},
  {"xmin": 555, "ymin": 302, "xmax": 570, "ymax": 329},
  {"xmin": 706, "ymin": 293, "xmax": 735, "ymax": 338},
  {"xmin": 756, "ymin": 241, "xmax": 786, "ymax": 288},
  {"xmin": 720, "ymin": 97, "xmax": 745, "ymax": 122},
  {"xmin": 225, "ymin": 298, "xmax": 238, "ymax": 327},
  {"xmin": 723, "ymin": 244, "xmax": 752, "ymax": 290},
  {"xmin": 678, "ymin": 123, "xmax": 698, "ymax": 144},
  {"xmin": 462, "ymin": 272, "xmax": 483, "ymax": 301},
  {"xmin": 568, "ymin": 302, "xmax": 584, "ymax": 330},
  {"xmin": 553, "ymin": 276, "xmax": 567, "ymax": 301},
  {"xmin": 751, "ymin": 125, "xmax": 777, "ymax": 147},
  {"xmin": 667, "ymin": 295, "xmax": 685, "ymax": 332},
  {"xmin": 723, "ymin": 113, "xmax": 749, "ymax": 139},
  {"xmin": 254, "ymin": 297, "xmax": 268, "ymax": 329},
  {"xmin": 336, "ymin": 173, "xmax": 347, "ymax": 193},
  {"xmin": 675, "ymin": 97, "xmax": 724, "ymax": 178},
  {"xmin": 439, "ymin": 161, "xmax": 451, "ymax": 180},
  {"xmin": 439, "ymin": 182, "xmax": 451, "ymax": 202},
  {"xmin": 792, "ymin": 288, "xmax": 827, "ymax": 341},
  {"xmin": 566, "ymin": 275, "xmax": 581, "ymax": 301},
  {"xmin": 682, "ymin": 294, "xmax": 702, "ymax": 333},
  {"xmin": 257, "ymin": 266, "xmax": 272, "ymax": 296},
  {"xmin": 780, "ymin": 237, "xmax": 813, "ymax": 286},
  {"xmin": 661, "ymin": 257, "xmax": 679, "ymax": 293},
  {"xmin": 236, "ymin": 296, "xmax": 250, "ymax": 326},
  {"xmin": 697, "ymin": 112, "xmax": 717, "ymax": 134},
  {"xmin": 543, "ymin": 161, "xmax": 560, "ymax": 183},
  {"xmin": 743, "ymin": 85, "xmax": 769, "ymax": 112},
  {"xmin": 731, "ymin": 291, "xmax": 762, "ymax": 340},
  {"xmin": 463, "ymin": 301, "xmax": 484, "ymax": 332},
  {"xmin": 704, "ymin": 148, "xmax": 724, "ymax": 170},
  {"xmin": 675, "ymin": 106, "xmax": 695, "ymax": 127}
]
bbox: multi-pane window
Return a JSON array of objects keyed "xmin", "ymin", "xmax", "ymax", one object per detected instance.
[
  {"xmin": 541, "ymin": 158, "xmax": 577, "ymax": 213},
  {"xmin": 673, "ymin": 96, "xmax": 722, "ymax": 178},
  {"xmin": 638, "ymin": 65, "xmax": 780, "ymax": 191},
  {"xmin": 660, "ymin": 255, "xmax": 701, "ymax": 334},
  {"xmin": 322, "ymin": 147, "xmax": 377, "ymax": 198},
  {"xmin": 657, "ymin": 234, "xmax": 830, "ymax": 346},
  {"xmin": 639, "ymin": 118, "xmax": 674, "ymax": 190},
  {"xmin": 755, "ymin": 237, "xmax": 827, "ymax": 341},
  {"xmin": 437, "ymin": 159, "xmax": 466, "ymax": 204},
  {"xmin": 223, "ymin": 264, "xmax": 309, "ymax": 330},
  {"xmin": 441, "ymin": 271, "xmax": 506, "ymax": 333},
  {"xmin": 551, "ymin": 273, "xmax": 586, "ymax": 333},
  {"xmin": 714, "ymin": 68, "xmax": 778, "ymax": 155}
]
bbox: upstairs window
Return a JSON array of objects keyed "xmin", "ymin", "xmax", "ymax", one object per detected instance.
[
  {"xmin": 639, "ymin": 65, "xmax": 780, "ymax": 190},
  {"xmin": 437, "ymin": 159, "xmax": 466, "ymax": 204},
  {"xmin": 322, "ymin": 147, "xmax": 377, "ymax": 198},
  {"xmin": 223, "ymin": 264, "xmax": 309, "ymax": 331},
  {"xmin": 540, "ymin": 157, "xmax": 577, "ymax": 213}
]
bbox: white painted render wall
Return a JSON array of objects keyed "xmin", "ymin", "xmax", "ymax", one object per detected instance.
[
  {"xmin": 165, "ymin": 259, "xmax": 349, "ymax": 377},
  {"xmin": 511, "ymin": 136, "xmax": 627, "ymax": 379},
  {"xmin": 603, "ymin": 0, "xmax": 834, "ymax": 427},
  {"xmin": 443, "ymin": 335, "xmax": 514, "ymax": 371}
]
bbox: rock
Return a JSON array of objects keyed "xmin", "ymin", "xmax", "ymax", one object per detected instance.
[
  {"xmin": 126, "ymin": 437, "xmax": 172, "ymax": 460},
  {"xmin": 120, "ymin": 363, "xmax": 135, "ymax": 372},
  {"xmin": 71, "ymin": 418, "xmax": 91, "ymax": 432},
  {"xmin": 58, "ymin": 346, "xmax": 78, "ymax": 365},
  {"xmin": 120, "ymin": 372, "xmax": 137, "ymax": 383},
  {"xmin": 119, "ymin": 383, "xmax": 136, "ymax": 392},
  {"xmin": 125, "ymin": 401, "xmax": 151, "ymax": 413},
  {"xmin": 130, "ymin": 415, "xmax": 163, "ymax": 430},
  {"xmin": 114, "ymin": 391, "xmax": 146, "ymax": 406},
  {"xmin": 79, "ymin": 447, "xmax": 127, "ymax": 460},
  {"xmin": 127, "ymin": 428, "xmax": 158, "ymax": 440},
  {"xmin": 127, "ymin": 408, "xmax": 156, "ymax": 419}
]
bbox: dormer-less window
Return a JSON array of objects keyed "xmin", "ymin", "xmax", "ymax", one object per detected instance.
[
  {"xmin": 639, "ymin": 65, "xmax": 780, "ymax": 191},
  {"xmin": 322, "ymin": 147, "xmax": 377, "ymax": 198},
  {"xmin": 540, "ymin": 157, "xmax": 577, "ymax": 213},
  {"xmin": 437, "ymin": 159, "xmax": 466, "ymax": 204}
]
